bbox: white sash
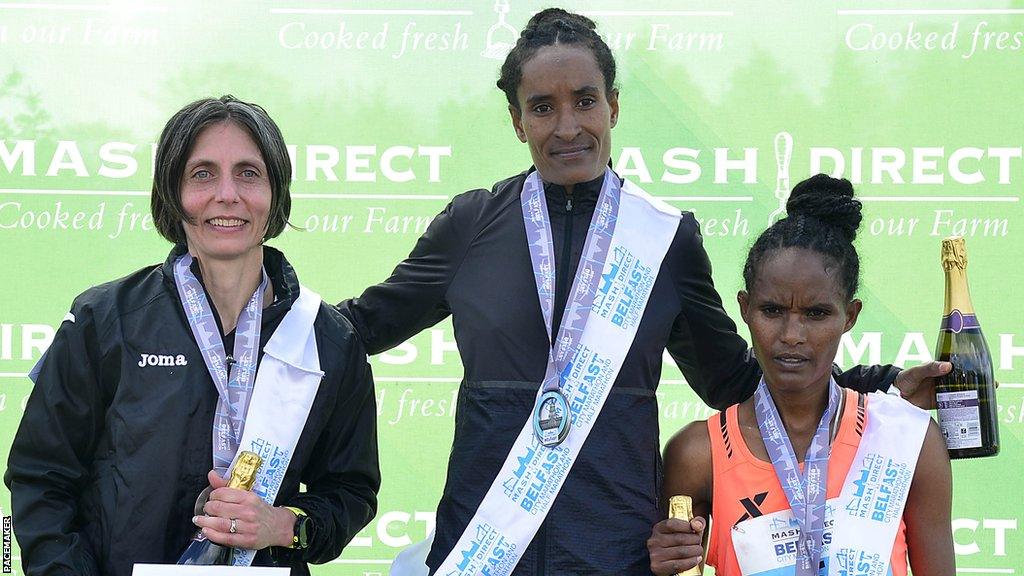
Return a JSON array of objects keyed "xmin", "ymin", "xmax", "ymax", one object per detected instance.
[
  {"xmin": 229, "ymin": 285, "xmax": 325, "ymax": 566},
  {"xmin": 732, "ymin": 393, "xmax": 929, "ymax": 576},
  {"xmin": 827, "ymin": 393, "xmax": 928, "ymax": 576},
  {"xmin": 428, "ymin": 180, "xmax": 680, "ymax": 576}
]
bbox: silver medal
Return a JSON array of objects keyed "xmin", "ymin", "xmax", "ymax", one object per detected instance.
[{"xmin": 533, "ymin": 390, "xmax": 570, "ymax": 447}]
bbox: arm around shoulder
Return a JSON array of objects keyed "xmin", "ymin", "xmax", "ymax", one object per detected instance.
[
  {"xmin": 834, "ymin": 363, "xmax": 900, "ymax": 394},
  {"xmin": 666, "ymin": 213, "xmax": 760, "ymax": 410},
  {"xmin": 335, "ymin": 192, "xmax": 479, "ymax": 354}
]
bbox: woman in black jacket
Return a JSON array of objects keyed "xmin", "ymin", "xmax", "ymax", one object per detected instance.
[
  {"xmin": 5, "ymin": 96, "xmax": 380, "ymax": 576},
  {"xmin": 340, "ymin": 8, "xmax": 948, "ymax": 576}
]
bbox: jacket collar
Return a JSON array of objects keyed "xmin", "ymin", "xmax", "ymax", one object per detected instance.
[
  {"xmin": 526, "ymin": 164, "xmax": 616, "ymax": 213},
  {"xmin": 160, "ymin": 244, "xmax": 299, "ymax": 311}
]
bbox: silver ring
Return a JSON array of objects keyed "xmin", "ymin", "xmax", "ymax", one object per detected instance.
[{"xmin": 229, "ymin": 518, "xmax": 238, "ymax": 534}]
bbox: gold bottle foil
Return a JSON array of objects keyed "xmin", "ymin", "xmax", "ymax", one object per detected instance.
[
  {"xmin": 941, "ymin": 236, "xmax": 974, "ymax": 315},
  {"xmin": 941, "ymin": 235, "xmax": 967, "ymax": 271},
  {"xmin": 668, "ymin": 495, "xmax": 702, "ymax": 576},
  {"xmin": 226, "ymin": 451, "xmax": 263, "ymax": 491},
  {"xmin": 668, "ymin": 495, "xmax": 694, "ymax": 522}
]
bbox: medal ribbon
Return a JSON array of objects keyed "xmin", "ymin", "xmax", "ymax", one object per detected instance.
[
  {"xmin": 521, "ymin": 167, "xmax": 620, "ymax": 397},
  {"xmin": 754, "ymin": 377, "xmax": 840, "ymax": 576},
  {"xmin": 173, "ymin": 253, "xmax": 268, "ymax": 472},
  {"xmin": 434, "ymin": 177, "xmax": 680, "ymax": 575}
]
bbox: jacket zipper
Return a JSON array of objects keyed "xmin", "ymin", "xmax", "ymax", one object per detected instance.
[
  {"xmin": 554, "ymin": 196, "xmax": 574, "ymax": 341},
  {"xmin": 538, "ymin": 197, "xmax": 571, "ymax": 574}
]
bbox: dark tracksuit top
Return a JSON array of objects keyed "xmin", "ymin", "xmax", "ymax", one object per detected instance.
[
  {"xmin": 338, "ymin": 169, "xmax": 896, "ymax": 575},
  {"xmin": 6, "ymin": 246, "xmax": 380, "ymax": 576}
]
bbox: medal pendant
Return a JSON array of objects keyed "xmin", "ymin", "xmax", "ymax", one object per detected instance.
[{"xmin": 533, "ymin": 390, "xmax": 570, "ymax": 447}]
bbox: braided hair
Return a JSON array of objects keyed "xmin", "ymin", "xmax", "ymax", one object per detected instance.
[
  {"xmin": 743, "ymin": 174, "xmax": 864, "ymax": 301},
  {"xmin": 497, "ymin": 8, "xmax": 616, "ymax": 109}
]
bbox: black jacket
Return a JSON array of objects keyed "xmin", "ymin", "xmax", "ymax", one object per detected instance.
[
  {"xmin": 339, "ymin": 169, "xmax": 897, "ymax": 575},
  {"xmin": 5, "ymin": 245, "xmax": 380, "ymax": 576}
]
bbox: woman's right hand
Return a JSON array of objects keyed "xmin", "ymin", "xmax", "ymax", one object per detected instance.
[{"xmin": 647, "ymin": 516, "xmax": 706, "ymax": 575}]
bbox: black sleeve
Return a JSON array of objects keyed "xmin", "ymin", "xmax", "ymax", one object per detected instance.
[
  {"xmin": 288, "ymin": 330, "xmax": 380, "ymax": 564},
  {"xmin": 665, "ymin": 213, "xmax": 898, "ymax": 410},
  {"xmin": 833, "ymin": 364, "xmax": 899, "ymax": 393},
  {"xmin": 336, "ymin": 196, "xmax": 471, "ymax": 355},
  {"xmin": 4, "ymin": 296, "xmax": 109, "ymax": 576},
  {"xmin": 665, "ymin": 213, "xmax": 760, "ymax": 410}
]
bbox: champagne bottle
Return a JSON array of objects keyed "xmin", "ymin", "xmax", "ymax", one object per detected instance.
[
  {"xmin": 668, "ymin": 495, "xmax": 702, "ymax": 576},
  {"xmin": 177, "ymin": 451, "xmax": 263, "ymax": 565},
  {"xmin": 934, "ymin": 236, "xmax": 999, "ymax": 459}
]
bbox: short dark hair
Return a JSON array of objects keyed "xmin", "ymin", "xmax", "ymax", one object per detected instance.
[
  {"xmin": 743, "ymin": 174, "xmax": 864, "ymax": 301},
  {"xmin": 151, "ymin": 95, "xmax": 292, "ymax": 245},
  {"xmin": 496, "ymin": 8, "xmax": 617, "ymax": 109}
]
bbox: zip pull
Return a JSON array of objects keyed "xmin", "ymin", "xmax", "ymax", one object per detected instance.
[{"xmin": 566, "ymin": 197, "xmax": 573, "ymax": 213}]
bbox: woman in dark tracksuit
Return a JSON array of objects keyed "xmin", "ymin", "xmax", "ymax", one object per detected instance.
[
  {"xmin": 6, "ymin": 96, "xmax": 380, "ymax": 576},
  {"xmin": 338, "ymin": 9, "xmax": 948, "ymax": 576}
]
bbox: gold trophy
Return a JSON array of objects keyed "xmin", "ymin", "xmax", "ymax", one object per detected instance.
[{"xmin": 668, "ymin": 495, "xmax": 702, "ymax": 576}]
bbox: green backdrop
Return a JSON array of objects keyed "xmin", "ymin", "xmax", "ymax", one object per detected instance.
[{"xmin": 1, "ymin": 1, "xmax": 1022, "ymax": 574}]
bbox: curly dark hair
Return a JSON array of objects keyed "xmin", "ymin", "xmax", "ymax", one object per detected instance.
[
  {"xmin": 743, "ymin": 173, "xmax": 864, "ymax": 300},
  {"xmin": 497, "ymin": 8, "xmax": 616, "ymax": 109}
]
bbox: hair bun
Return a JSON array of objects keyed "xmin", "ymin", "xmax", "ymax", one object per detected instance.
[{"xmin": 786, "ymin": 173, "xmax": 862, "ymax": 242}]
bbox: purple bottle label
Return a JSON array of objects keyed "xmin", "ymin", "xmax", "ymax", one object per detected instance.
[{"xmin": 940, "ymin": 309, "xmax": 980, "ymax": 334}]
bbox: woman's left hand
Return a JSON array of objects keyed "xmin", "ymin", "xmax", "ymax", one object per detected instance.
[{"xmin": 193, "ymin": 469, "xmax": 296, "ymax": 550}]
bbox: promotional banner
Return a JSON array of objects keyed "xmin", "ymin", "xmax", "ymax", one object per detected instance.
[{"xmin": 1, "ymin": 1, "xmax": 1021, "ymax": 574}]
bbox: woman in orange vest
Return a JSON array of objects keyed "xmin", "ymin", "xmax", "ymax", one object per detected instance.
[{"xmin": 646, "ymin": 174, "xmax": 954, "ymax": 576}]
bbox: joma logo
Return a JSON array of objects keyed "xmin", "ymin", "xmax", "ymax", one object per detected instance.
[{"xmin": 138, "ymin": 353, "xmax": 188, "ymax": 367}]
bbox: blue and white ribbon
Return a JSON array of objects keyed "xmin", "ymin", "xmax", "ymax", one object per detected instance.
[
  {"xmin": 231, "ymin": 286, "xmax": 325, "ymax": 566},
  {"xmin": 754, "ymin": 378, "xmax": 841, "ymax": 576},
  {"xmin": 734, "ymin": 391, "xmax": 929, "ymax": 576},
  {"xmin": 432, "ymin": 172, "xmax": 681, "ymax": 576},
  {"xmin": 173, "ymin": 253, "xmax": 268, "ymax": 473}
]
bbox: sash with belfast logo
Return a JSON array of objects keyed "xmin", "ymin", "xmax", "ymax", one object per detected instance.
[
  {"xmin": 229, "ymin": 285, "xmax": 325, "ymax": 566},
  {"xmin": 732, "ymin": 393, "xmax": 929, "ymax": 576},
  {"xmin": 826, "ymin": 393, "xmax": 927, "ymax": 576},
  {"xmin": 432, "ymin": 169, "xmax": 681, "ymax": 576},
  {"xmin": 175, "ymin": 256, "xmax": 324, "ymax": 567}
]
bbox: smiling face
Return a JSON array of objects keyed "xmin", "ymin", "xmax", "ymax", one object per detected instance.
[
  {"xmin": 180, "ymin": 121, "xmax": 271, "ymax": 263},
  {"xmin": 739, "ymin": 247, "xmax": 862, "ymax": 396},
  {"xmin": 509, "ymin": 44, "xmax": 619, "ymax": 187}
]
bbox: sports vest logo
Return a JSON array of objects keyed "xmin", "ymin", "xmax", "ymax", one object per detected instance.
[
  {"xmin": 736, "ymin": 490, "xmax": 770, "ymax": 525},
  {"xmin": 137, "ymin": 353, "xmax": 188, "ymax": 367}
]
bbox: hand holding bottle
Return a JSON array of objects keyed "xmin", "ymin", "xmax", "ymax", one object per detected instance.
[
  {"xmin": 179, "ymin": 451, "xmax": 263, "ymax": 565},
  {"xmin": 193, "ymin": 468, "xmax": 297, "ymax": 551},
  {"xmin": 893, "ymin": 360, "xmax": 953, "ymax": 410},
  {"xmin": 647, "ymin": 497, "xmax": 705, "ymax": 576},
  {"xmin": 893, "ymin": 362, "xmax": 1002, "ymax": 411}
]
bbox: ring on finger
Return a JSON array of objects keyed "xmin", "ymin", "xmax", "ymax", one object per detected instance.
[{"xmin": 229, "ymin": 518, "xmax": 238, "ymax": 534}]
